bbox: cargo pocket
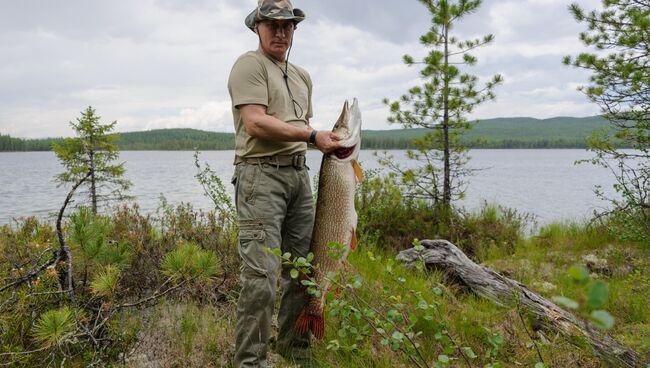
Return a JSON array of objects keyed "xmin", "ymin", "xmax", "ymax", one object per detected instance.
[
  {"xmin": 238, "ymin": 219, "xmax": 268, "ymax": 277},
  {"xmin": 241, "ymin": 163, "xmax": 263, "ymax": 204}
]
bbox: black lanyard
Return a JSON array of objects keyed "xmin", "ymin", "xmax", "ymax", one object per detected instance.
[{"xmin": 264, "ymin": 53, "xmax": 305, "ymax": 120}]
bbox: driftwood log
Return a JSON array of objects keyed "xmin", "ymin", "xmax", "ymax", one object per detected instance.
[{"xmin": 396, "ymin": 239, "xmax": 644, "ymax": 368}]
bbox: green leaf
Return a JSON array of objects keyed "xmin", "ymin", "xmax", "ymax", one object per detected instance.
[
  {"xmin": 462, "ymin": 346, "xmax": 477, "ymax": 359},
  {"xmin": 438, "ymin": 354, "xmax": 450, "ymax": 363},
  {"xmin": 590, "ymin": 310, "xmax": 615, "ymax": 330},
  {"xmin": 587, "ymin": 281, "xmax": 609, "ymax": 309},
  {"xmin": 351, "ymin": 275, "xmax": 363, "ymax": 289},
  {"xmin": 326, "ymin": 339, "xmax": 340, "ymax": 351},
  {"xmin": 568, "ymin": 265, "xmax": 590, "ymax": 284},
  {"xmin": 552, "ymin": 296, "xmax": 579, "ymax": 310},
  {"xmin": 535, "ymin": 363, "xmax": 546, "ymax": 368},
  {"xmin": 301, "ymin": 280, "xmax": 316, "ymax": 287},
  {"xmin": 290, "ymin": 269, "xmax": 299, "ymax": 279}
]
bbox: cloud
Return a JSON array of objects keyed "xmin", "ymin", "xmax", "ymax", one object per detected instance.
[
  {"xmin": 118, "ymin": 100, "xmax": 233, "ymax": 132},
  {"xmin": 0, "ymin": 0, "xmax": 606, "ymax": 138}
]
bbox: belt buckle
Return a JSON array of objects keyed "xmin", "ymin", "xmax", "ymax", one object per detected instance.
[{"xmin": 292, "ymin": 154, "xmax": 305, "ymax": 170}]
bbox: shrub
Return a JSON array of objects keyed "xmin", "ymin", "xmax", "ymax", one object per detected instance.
[
  {"xmin": 0, "ymin": 203, "xmax": 237, "ymax": 366},
  {"xmin": 356, "ymin": 170, "xmax": 530, "ymax": 261}
]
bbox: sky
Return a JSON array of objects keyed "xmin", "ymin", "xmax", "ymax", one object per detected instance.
[{"xmin": 0, "ymin": 0, "xmax": 604, "ymax": 138}]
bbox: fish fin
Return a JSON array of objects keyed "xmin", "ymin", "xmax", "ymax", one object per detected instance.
[
  {"xmin": 350, "ymin": 229, "xmax": 357, "ymax": 251},
  {"xmin": 294, "ymin": 308, "xmax": 325, "ymax": 340},
  {"xmin": 313, "ymin": 316, "xmax": 325, "ymax": 340},
  {"xmin": 352, "ymin": 160, "xmax": 364, "ymax": 183},
  {"xmin": 294, "ymin": 309, "xmax": 310, "ymax": 335}
]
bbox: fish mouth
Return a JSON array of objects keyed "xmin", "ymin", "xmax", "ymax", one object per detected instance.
[
  {"xmin": 329, "ymin": 98, "xmax": 361, "ymax": 161},
  {"xmin": 334, "ymin": 145, "xmax": 357, "ymax": 159}
]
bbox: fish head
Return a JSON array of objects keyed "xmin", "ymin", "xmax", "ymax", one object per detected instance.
[{"xmin": 330, "ymin": 98, "xmax": 362, "ymax": 163}]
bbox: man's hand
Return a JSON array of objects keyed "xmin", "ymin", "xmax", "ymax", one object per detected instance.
[{"xmin": 313, "ymin": 130, "xmax": 342, "ymax": 153}]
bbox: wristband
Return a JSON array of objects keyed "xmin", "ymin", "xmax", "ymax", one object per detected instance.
[{"xmin": 308, "ymin": 130, "xmax": 318, "ymax": 145}]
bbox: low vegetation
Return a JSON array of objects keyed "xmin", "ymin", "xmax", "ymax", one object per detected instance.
[{"xmin": 1, "ymin": 169, "xmax": 647, "ymax": 367}]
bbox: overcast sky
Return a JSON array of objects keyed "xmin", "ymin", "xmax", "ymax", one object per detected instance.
[{"xmin": 0, "ymin": 0, "xmax": 603, "ymax": 138}]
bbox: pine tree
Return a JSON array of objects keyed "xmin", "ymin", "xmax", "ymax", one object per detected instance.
[
  {"xmin": 53, "ymin": 107, "xmax": 131, "ymax": 214},
  {"xmin": 565, "ymin": 0, "xmax": 650, "ymax": 238},
  {"xmin": 382, "ymin": 0, "xmax": 502, "ymax": 211}
]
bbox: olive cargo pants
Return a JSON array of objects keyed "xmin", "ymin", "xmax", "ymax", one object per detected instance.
[{"xmin": 232, "ymin": 162, "xmax": 314, "ymax": 368}]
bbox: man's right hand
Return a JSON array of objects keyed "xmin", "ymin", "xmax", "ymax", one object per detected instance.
[{"xmin": 313, "ymin": 130, "xmax": 342, "ymax": 153}]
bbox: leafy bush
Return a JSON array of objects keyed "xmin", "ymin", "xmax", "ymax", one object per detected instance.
[
  {"xmin": 356, "ymin": 169, "xmax": 530, "ymax": 260},
  {"xmin": 600, "ymin": 207, "xmax": 650, "ymax": 245},
  {"xmin": 356, "ymin": 169, "xmax": 438, "ymax": 249},
  {"xmin": 450, "ymin": 203, "xmax": 534, "ymax": 261}
]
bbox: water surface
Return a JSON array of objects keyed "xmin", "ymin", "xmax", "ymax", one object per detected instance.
[{"xmin": 0, "ymin": 150, "xmax": 616, "ymax": 225}]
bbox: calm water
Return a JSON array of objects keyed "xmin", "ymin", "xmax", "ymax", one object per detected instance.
[{"xmin": 0, "ymin": 150, "xmax": 616, "ymax": 225}]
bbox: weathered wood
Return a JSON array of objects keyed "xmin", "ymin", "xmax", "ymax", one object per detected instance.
[{"xmin": 396, "ymin": 239, "xmax": 643, "ymax": 368}]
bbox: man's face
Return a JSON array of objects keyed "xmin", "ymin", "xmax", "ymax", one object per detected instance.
[{"xmin": 257, "ymin": 20, "xmax": 295, "ymax": 61}]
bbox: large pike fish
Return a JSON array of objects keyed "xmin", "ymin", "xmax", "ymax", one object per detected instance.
[{"xmin": 295, "ymin": 99, "xmax": 363, "ymax": 340}]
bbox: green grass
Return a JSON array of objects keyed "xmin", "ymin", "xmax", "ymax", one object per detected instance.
[{"xmin": 256, "ymin": 220, "xmax": 646, "ymax": 367}]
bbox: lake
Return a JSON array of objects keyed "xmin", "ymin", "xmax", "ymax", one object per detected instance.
[{"xmin": 0, "ymin": 150, "xmax": 617, "ymax": 226}]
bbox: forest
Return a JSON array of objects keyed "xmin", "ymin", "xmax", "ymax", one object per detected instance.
[{"xmin": 0, "ymin": 116, "xmax": 610, "ymax": 152}]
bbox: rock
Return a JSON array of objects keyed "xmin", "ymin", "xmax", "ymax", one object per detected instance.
[{"xmin": 581, "ymin": 254, "xmax": 611, "ymax": 276}]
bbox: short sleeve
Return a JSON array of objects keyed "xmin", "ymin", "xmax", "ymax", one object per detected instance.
[
  {"xmin": 300, "ymin": 69, "xmax": 314, "ymax": 120},
  {"xmin": 305, "ymin": 72, "xmax": 313, "ymax": 120},
  {"xmin": 228, "ymin": 54, "xmax": 268, "ymax": 108}
]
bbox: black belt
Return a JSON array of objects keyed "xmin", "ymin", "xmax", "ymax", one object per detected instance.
[{"xmin": 234, "ymin": 153, "xmax": 307, "ymax": 169}]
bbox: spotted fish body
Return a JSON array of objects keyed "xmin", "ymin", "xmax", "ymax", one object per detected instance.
[{"xmin": 295, "ymin": 99, "xmax": 363, "ymax": 340}]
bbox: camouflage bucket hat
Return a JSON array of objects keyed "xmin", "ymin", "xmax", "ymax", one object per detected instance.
[{"xmin": 245, "ymin": 0, "xmax": 306, "ymax": 32}]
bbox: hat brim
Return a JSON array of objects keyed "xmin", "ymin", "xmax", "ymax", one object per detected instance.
[{"xmin": 245, "ymin": 8, "xmax": 305, "ymax": 32}]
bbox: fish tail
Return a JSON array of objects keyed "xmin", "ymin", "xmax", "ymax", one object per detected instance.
[{"xmin": 294, "ymin": 306, "xmax": 325, "ymax": 340}]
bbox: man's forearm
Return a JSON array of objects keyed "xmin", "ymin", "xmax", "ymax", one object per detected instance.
[
  {"xmin": 241, "ymin": 104, "xmax": 311, "ymax": 143},
  {"xmin": 240, "ymin": 104, "xmax": 341, "ymax": 153},
  {"xmin": 245, "ymin": 112, "xmax": 311, "ymax": 142}
]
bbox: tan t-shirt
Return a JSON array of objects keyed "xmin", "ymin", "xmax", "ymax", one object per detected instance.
[{"xmin": 228, "ymin": 49, "xmax": 313, "ymax": 158}]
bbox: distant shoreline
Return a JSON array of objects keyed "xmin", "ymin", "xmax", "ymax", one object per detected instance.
[{"xmin": 1, "ymin": 115, "xmax": 623, "ymax": 151}]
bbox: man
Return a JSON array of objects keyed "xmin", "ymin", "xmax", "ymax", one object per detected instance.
[{"xmin": 227, "ymin": 1, "xmax": 341, "ymax": 367}]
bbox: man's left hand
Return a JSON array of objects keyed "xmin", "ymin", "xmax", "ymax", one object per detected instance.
[{"xmin": 314, "ymin": 131, "xmax": 342, "ymax": 153}]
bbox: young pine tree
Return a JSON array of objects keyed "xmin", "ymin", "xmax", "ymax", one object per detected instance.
[
  {"xmin": 382, "ymin": 0, "xmax": 502, "ymax": 212},
  {"xmin": 564, "ymin": 0, "xmax": 650, "ymax": 239},
  {"xmin": 53, "ymin": 106, "xmax": 131, "ymax": 214}
]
